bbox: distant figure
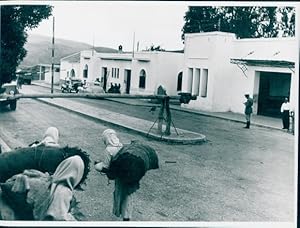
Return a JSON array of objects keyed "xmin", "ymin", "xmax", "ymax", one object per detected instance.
[
  {"xmin": 83, "ymin": 80, "xmax": 87, "ymax": 89},
  {"xmin": 116, "ymin": 83, "xmax": 121, "ymax": 93},
  {"xmin": 149, "ymin": 106, "xmax": 156, "ymax": 114},
  {"xmin": 280, "ymin": 97, "xmax": 291, "ymax": 130},
  {"xmin": 243, "ymin": 92, "xmax": 253, "ymax": 129},
  {"xmin": 17, "ymin": 76, "xmax": 23, "ymax": 89},
  {"xmin": 107, "ymin": 83, "xmax": 114, "ymax": 93}
]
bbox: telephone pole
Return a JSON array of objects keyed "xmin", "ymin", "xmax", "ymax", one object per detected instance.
[
  {"xmin": 132, "ymin": 32, "xmax": 135, "ymax": 59},
  {"xmin": 51, "ymin": 16, "xmax": 55, "ymax": 94}
]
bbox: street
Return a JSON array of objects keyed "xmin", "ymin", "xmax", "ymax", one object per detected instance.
[{"xmin": 0, "ymin": 85, "xmax": 295, "ymax": 221}]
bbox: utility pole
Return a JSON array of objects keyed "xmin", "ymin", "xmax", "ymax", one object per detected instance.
[
  {"xmin": 132, "ymin": 32, "xmax": 135, "ymax": 59},
  {"xmin": 51, "ymin": 16, "xmax": 55, "ymax": 94},
  {"xmin": 218, "ymin": 18, "xmax": 221, "ymax": 31},
  {"xmin": 92, "ymin": 33, "xmax": 95, "ymax": 56}
]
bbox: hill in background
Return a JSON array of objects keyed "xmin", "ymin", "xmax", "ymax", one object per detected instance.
[{"xmin": 20, "ymin": 34, "xmax": 117, "ymax": 67}]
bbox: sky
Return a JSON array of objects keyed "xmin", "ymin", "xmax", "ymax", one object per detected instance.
[
  {"xmin": 6, "ymin": 1, "xmax": 298, "ymax": 52},
  {"xmin": 27, "ymin": 1, "xmax": 190, "ymax": 51}
]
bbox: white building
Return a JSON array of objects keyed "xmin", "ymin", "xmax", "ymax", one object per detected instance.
[
  {"xmin": 99, "ymin": 51, "xmax": 184, "ymax": 95},
  {"xmin": 60, "ymin": 52, "xmax": 83, "ymax": 80},
  {"xmin": 60, "ymin": 49, "xmax": 184, "ymax": 96},
  {"xmin": 60, "ymin": 47, "xmax": 119, "ymax": 82},
  {"xmin": 181, "ymin": 32, "xmax": 297, "ymax": 117}
]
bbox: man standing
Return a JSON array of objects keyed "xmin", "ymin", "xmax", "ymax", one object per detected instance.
[
  {"xmin": 243, "ymin": 92, "xmax": 253, "ymax": 129},
  {"xmin": 280, "ymin": 97, "xmax": 291, "ymax": 130}
]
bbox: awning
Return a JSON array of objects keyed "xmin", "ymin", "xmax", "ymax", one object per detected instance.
[{"xmin": 230, "ymin": 58, "xmax": 295, "ymax": 68}]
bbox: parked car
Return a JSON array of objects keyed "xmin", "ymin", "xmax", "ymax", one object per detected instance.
[
  {"xmin": 0, "ymin": 82, "xmax": 19, "ymax": 111},
  {"xmin": 61, "ymin": 78, "xmax": 83, "ymax": 93},
  {"xmin": 16, "ymin": 72, "xmax": 32, "ymax": 85},
  {"xmin": 78, "ymin": 81, "xmax": 105, "ymax": 94}
]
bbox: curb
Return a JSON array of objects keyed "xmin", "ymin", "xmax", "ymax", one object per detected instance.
[
  {"xmin": 31, "ymin": 82, "xmax": 282, "ymax": 131},
  {"xmin": 35, "ymin": 98, "xmax": 206, "ymax": 144},
  {"xmin": 170, "ymin": 107, "xmax": 283, "ymax": 131}
]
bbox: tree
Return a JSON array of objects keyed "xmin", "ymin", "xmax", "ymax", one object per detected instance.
[
  {"xmin": 181, "ymin": 6, "xmax": 295, "ymax": 41},
  {"xmin": 278, "ymin": 7, "xmax": 295, "ymax": 37},
  {"xmin": 145, "ymin": 44, "xmax": 165, "ymax": 51},
  {"xmin": 1, "ymin": 5, "xmax": 53, "ymax": 85}
]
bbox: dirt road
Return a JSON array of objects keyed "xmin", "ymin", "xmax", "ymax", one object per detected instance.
[{"xmin": 0, "ymin": 86, "xmax": 295, "ymax": 221}]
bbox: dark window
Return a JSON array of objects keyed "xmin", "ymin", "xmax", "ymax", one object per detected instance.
[
  {"xmin": 177, "ymin": 72, "xmax": 182, "ymax": 91},
  {"xmin": 70, "ymin": 69, "xmax": 75, "ymax": 77},
  {"xmin": 139, "ymin": 69, "xmax": 146, "ymax": 89},
  {"xmin": 201, "ymin": 69, "xmax": 208, "ymax": 97}
]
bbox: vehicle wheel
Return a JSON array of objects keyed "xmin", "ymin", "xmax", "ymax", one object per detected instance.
[{"xmin": 10, "ymin": 101, "xmax": 17, "ymax": 111}]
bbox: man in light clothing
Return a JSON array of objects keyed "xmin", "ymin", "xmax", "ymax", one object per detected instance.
[{"xmin": 280, "ymin": 97, "xmax": 291, "ymax": 130}]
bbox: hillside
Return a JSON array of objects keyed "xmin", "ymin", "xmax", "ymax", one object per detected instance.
[{"xmin": 20, "ymin": 34, "xmax": 117, "ymax": 67}]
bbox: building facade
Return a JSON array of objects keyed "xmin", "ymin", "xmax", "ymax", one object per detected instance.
[
  {"xmin": 60, "ymin": 50, "xmax": 184, "ymax": 96},
  {"xmin": 181, "ymin": 32, "xmax": 297, "ymax": 117},
  {"xmin": 17, "ymin": 64, "xmax": 60, "ymax": 84},
  {"xmin": 60, "ymin": 52, "xmax": 81, "ymax": 80}
]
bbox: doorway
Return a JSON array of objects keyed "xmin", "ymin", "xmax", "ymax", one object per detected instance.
[
  {"xmin": 102, "ymin": 67, "xmax": 108, "ymax": 92},
  {"xmin": 124, "ymin": 69, "xmax": 131, "ymax": 94},
  {"xmin": 257, "ymin": 71, "xmax": 291, "ymax": 117}
]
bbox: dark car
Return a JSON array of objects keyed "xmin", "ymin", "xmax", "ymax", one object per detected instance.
[
  {"xmin": 61, "ymin": 78, "xmax": 83, "ymax": 93},
  {"xmin": 0, "ymin": 82, "xmax": 19, "ymax": 111}
]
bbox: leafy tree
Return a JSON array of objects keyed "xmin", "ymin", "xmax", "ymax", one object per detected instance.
[
  {"xmin": 145, "ymin": 44, "xmax": 165, "ymax": 51},
  {"xmin": 1, "ymin": 5, "xmax": 53, "ymax": 85},
  {"xmin": 181, "ymin": 6, "xmax": 295, "ymax": 41},
  {"xmin": 278, "ymin": 7, "xmax": 295, "ymax": 37}
]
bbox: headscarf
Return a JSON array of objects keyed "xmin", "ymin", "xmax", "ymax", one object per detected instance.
[
  {"xmin": 102, "ymin": 129, "xmax": 123, "ymax": 147},
  {"xmin": 51, "ymin": 155, "xmax": 84, "ymax": 193},
  {"xmin": 45, "ymin": 155, "xmax": 85, "ymax": 221},
  {"xmin": 40, "ymin": 127, "xmax": 59, "ymax": 147}
]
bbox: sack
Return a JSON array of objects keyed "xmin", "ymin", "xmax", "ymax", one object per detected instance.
[
  {"xmin": 0, "ymin": 146, "xmax": 90, "ymax": 188},
  {"xmin": 0, "ymin": 177, "xmax": 36, "ymax": 220},
  {"xmin": 105, "ymin": 141, "xmax": 159, "ymax": 185}
]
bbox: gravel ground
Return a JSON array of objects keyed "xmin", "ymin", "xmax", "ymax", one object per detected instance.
[{"xmin": 0, "ymin": 91, "xmax": 295, "ymax": 222}]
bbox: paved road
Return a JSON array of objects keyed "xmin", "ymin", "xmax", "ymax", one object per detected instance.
[{"xmin": 0, "ymin": 85, "xmax": 295, "ymax": 222}]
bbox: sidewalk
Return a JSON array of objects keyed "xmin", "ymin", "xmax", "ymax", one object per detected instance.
[
  {"xmin": 19, "ymin": 84, "xmax": 206, "ymax": 144},
  {"xmin": 32, "ymin": 81, "xmax": 284, "ymax": 131}
]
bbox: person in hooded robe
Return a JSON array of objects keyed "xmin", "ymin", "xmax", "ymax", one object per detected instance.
[
  {"xmin": 94, "ymin": 129, "xmax": 133, "ymax": 221},
  {"xmin": 30, "ymin": 127, "xmax": 60, "ymax": 148},
  {"xmin": 0, "ymin": 155, "xmax": 85, "ymax": 221}
]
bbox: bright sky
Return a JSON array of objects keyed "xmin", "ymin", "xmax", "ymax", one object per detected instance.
[{"xmin": 27, "ymin": 1, "xmax": 190, "ymax": 51}]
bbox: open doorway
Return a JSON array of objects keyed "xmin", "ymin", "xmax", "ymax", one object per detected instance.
[
  {"xmin": 124, "ymin": 69, "xmax": 131, "ymax": 94},
  {"xmin": 257, "ymin": 71, "xmax": 291, "ymax": 117},
  {"xmin": 102, "ymin": 67, "xmax": 108, "ymax": 92}
]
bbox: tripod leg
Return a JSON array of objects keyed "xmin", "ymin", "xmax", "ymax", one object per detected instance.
[
  {"xmin": 171, "ymin": 120, "xmax": 179, "ymax": 135},
  {"xmin": 147, "ymin": 118, "xmax": 158, "ymax": 136}
]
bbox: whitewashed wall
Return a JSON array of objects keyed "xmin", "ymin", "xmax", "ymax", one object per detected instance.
[
  {"xmin": 99, "ymin": 53, "xmax": 132, "ymax": 93},
  {"xmin": 130, "ymin": 51, "xmax": 184, "ymax": 96},
  {"xmin": 60, "ymin": 61, "xmax": 80, "ymax": 80},
  {"xmin": 182, "ymin": 32, "xmax": 297, "ymax": 114}
]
